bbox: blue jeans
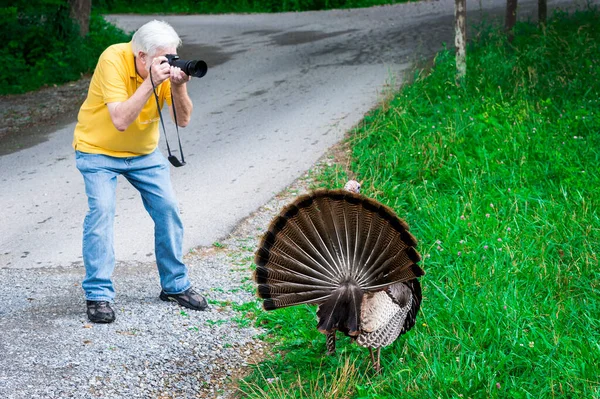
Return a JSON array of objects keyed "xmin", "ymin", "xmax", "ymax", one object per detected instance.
[{"xmin": 75, "ymin": 149, "xmax": 191, "ymax": 302}]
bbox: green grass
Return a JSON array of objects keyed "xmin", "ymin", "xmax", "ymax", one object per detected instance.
[{"xmin": 239, "ymin": 9, "xmax": 600, "ymax": 399}]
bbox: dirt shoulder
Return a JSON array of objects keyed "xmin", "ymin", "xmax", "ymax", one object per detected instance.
[{"xmin": 0, "ymin": 77, "xmax": 91, "ymax": 155}]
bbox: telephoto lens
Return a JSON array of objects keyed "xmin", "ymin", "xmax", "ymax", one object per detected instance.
[{"xmin": 165, "ymin": 54, "xmax": 207, "ymax": 78}]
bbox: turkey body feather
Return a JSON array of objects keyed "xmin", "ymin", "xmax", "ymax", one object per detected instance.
[
  {"xmin": 254, "ymin": 185, "xmax": 424, "ymax": 370},
  {"xmin": 357, "ymin": 279, "xmax": 421, "ymax": 348}
]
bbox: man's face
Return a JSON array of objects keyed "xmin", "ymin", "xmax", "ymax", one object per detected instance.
[
  {"xmin": 147, "ymin": 47, "xmax": 177, "ymax": 68},
  {"xmin": 136, "ymin": 47, "xmax": 177, "ymax": 79}
]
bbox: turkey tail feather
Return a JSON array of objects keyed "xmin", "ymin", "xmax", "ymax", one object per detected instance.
[{"xmin": 317, "ymin": 282, "xmax": 363, "ymax": 336}]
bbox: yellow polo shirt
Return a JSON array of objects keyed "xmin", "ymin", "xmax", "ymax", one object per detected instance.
[{"xmin": 73, "ymin": 42, "xmax": 172, "ymax": 157}]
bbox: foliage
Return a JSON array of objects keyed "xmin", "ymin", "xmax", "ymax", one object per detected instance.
[
  {"xmin": 0, "ymin": 1, "xmax": 131, "ymax": 95},
  {"xmin": 240, "ymin": 9, "xmax": 600, "ymax": 399},
  {"xmin": 92, "ymin": 0, "xmax": 412, "ymax": 14}
]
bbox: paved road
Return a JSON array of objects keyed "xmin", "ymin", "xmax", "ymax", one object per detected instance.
[{"xmin": 0, "ymin": 0, "xmax": 583, "ymax": 269}]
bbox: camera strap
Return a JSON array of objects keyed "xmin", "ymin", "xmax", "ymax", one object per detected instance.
[{"xmin": 149, "ymin": 69, "xmax": 186, "ymax": 167}]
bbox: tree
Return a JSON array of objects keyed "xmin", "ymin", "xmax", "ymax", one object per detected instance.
[
  {"xmin": 455, "ymin": 0, "xmax": 467, "ymax": 82},
  {"xmin": 68, "ymin": 0, "xmax": 92, "ymax": 36},
  {"xmin": 505, "ymin": 0, "xmax": 517, "ymax": 42},
  {"xmin": 538, "ymin": 0, "xmax": 547, "ymax": 25}
]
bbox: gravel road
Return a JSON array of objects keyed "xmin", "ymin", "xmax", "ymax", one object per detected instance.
[{"xmin": 0, "ymin": 160, "xmax": 327, "ymax": 398}]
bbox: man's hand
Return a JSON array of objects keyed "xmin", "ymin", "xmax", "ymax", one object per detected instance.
[
  {"xmin": 170, "ymin": 66, "xmax": 190, "ymax": 86},
  {"xmin": 148, "ymin": 56, "xmax": 171, "ymax": 86},
  {"xmin": 148, "ymin": 56, "xmax": 190, "ymax": 87}
]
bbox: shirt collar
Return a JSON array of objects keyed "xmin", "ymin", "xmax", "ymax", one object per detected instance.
[{"xmin": 127, "ymin": 42, "xmax": 144, "ymax": 83}]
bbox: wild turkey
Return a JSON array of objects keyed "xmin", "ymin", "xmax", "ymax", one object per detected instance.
[{"xmin": 253, "ymin": 180, "xmax": 424, "ymax": 371}]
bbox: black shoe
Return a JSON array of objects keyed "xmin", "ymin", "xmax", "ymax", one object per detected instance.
[
  {"xmin": 86, "ymin": 300, "xmax": 115, "ymax": 323},
  {"xmin": 159, "ymin": 287, "xmax": 208, "ymax": 311}
]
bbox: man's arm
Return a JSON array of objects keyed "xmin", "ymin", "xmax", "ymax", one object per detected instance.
[
  {"xmin": 107, "ymin": 57, "xmax": 172, "ymax": 132},
  {"xmin": 169, "ymin": 71, "xmax": 193, "ymax": 127},
  {"xmin": 107, "ymin": 79, "xmax": 154, "ymax": 131}
]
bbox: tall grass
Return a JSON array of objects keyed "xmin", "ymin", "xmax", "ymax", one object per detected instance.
[
  {"xmin": 240, "ymin": 9, "xmax": 600, "ymax": 399},
  {"xmin": 239, "ymin": 357, "xmax": 362, "ymax": 399}
]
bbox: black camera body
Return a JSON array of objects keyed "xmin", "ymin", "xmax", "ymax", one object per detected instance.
[{"xmin": 164, "ymin": 54, "xmax": 207, "ymax": 78}]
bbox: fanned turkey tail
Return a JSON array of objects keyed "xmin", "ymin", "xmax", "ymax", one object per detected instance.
[{"xmin": 253, "ymin": 188, "xmax": 424, "ymax": 336}]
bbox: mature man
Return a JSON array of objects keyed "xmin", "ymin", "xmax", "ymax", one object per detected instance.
[{"xmin": 73, "ymin": 20, "xmax": 207, "ymax": 324}]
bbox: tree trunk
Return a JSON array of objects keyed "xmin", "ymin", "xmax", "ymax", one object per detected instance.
[
  {"xmin": 68, "ymin": 0, "xmax": 92, "ymax": 37},
  {"xmin": 538, "ymin": 0, "xmax": 547, "ymax": 25},
  {"xmin": 455, "ymin": 0, "xmax": 467, "ymax": 83},
  {"xmin": 505, "ymin": 0, "xmax": 518, "ymax": 42}
]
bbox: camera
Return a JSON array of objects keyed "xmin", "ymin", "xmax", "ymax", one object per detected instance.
[{"xmin": 164, "ymin": 54, "xmax": 207, "ymax": 78}]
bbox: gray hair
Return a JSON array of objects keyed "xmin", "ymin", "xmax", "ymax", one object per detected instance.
[{"xmin": 131, "ymin": 20, "xmax": 182, "ymax": 57}]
